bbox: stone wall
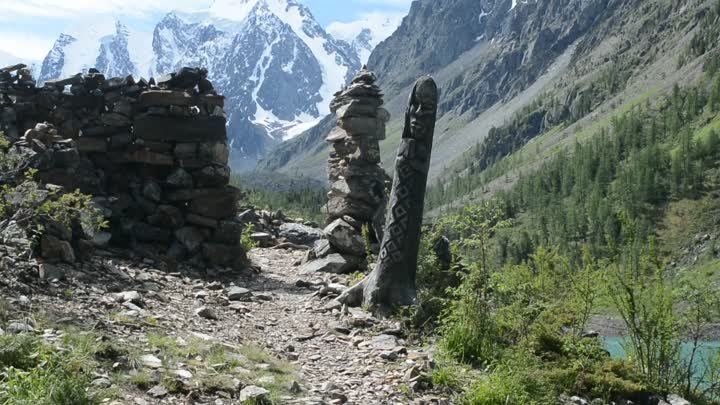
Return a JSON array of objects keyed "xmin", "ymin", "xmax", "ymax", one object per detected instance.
[{"xmin": 0, "ymin": 64, "xmax": 247, "ymax": 269}]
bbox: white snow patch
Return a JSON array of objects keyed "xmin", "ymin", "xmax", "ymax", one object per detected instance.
[
  {"xmin": 283, "ymin": 116, "xmax": 322, "ymax": 140},
  {"xmin": 128, "ymin": 30, "xmax": 154, "ymax": 78},
  {"xmin": 61, "ymin": 20, "xmax": 116, "ymax": 76},
  {"xmin": 479, "ymin": 10, "xmax": 489, "ymax": 23},
  {"xmin": 264, "ymin": 0, "xmax": 348, "ymax": 116},
  {"xmin": 327, "ymin": 11, "xmax": 403, "ymax": 49},
  {"xmin": 250, "ymin": 34, "xmax": 282, "ymax": 132},
  {"xmin": 510, "ymin": 0, "xmax": 518, "ymax": 11}
]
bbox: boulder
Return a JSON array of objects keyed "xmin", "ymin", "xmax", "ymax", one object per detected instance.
[
  {"xmin": 77, "ymin": 137, "xmax": 108, "ymax": 153},
  {"xmin": 7, "ymin": 322, "xmax": 34, "ymax": 334},
  {"xmin": 227, "ymin": 287, "xmax": 252, "ymax": 301},
  {"xmin": 40, "ymin": 234, "xmax": 75, "ymax": 263},
  {"xmin": 202, "ymin": 243, "xmax": 248, "ymax": 269},
  {"xmin": 313, "ymin": 239, "xmax": 333, "ymax": 258},
  {"xmin": 165, "ymin": 168, "xmax": 194, "ymax": 188},
  {"xmin": 142, "ymin": 180, "xmax": 162, "ymax": 202},
  {"xmin": 279, "ymin": 223, "xmax": 324, "ymax": 246},
  {"xmin": 90, "ymin": 231, "xmax": 112, "ymax": 247},
  {"xmin": 134, "ymin": 116, "xmax": 226, "ymax": 143},
  {"xmin": 115, "ymin": 291, "xmax": 144, "ymax": 307},
  {"xmin": 38, "ymin": 263, "xmax": 66, "ymax": 280},
  {"xmin": 299, "ymin": 253, "xmax": 362, "ymax": 274},
  {"xmin": 189, "ymin": 192, "xmax": 238, "ymax": 219},
  {"xmin": 212, "ymin": 219, "xmax": 243, "ymax": 244},
  {"xmin": 100, "ymin": 112, "xmax": 131, "ymax": 127},
  {"xmin": 174, "ymin": 143, "xmax": 197, "ymax": 159},
  {"xmin": 0, "ymin": 221, "xmax": 33, "ymax": 254},
  {"xmin": 148, "ymin": 205, "xmax": 185, "ymax": 229},
  {"xmin": 195, "ymin": 306, "xmax": 218, "ymax": 320},
  {"xmin": 198, "ymin": 142, "xmax": 229, "ymax": 164},
  {"xmin": 324, "ymin": 219, "xmax": 366, "ymax": 256},
  {"xmin": 239, "ymin": 386, "xmax": 269, "ymax": 403},
  {"xmin": 175, "ymin": 227, "xmax": 210, "ymax": 253},
  {"xmin": 192, "ymin": 164, "xmax": 230, "ymax": 187},
  {"xmin": 139, "ymin": 90, "xmax": 192, "ymax": 107},
  {"xmin": 667, "ymin": 395, "xmax": 691, "ymax": 405},
  {"xmin": 251, "ymin": 232, "xmax": 274, "ymax": 247},
  {"xmin": 131, "ymin": 222, "xmax": 172, "ymax": 242},
  {"xmin": 186, "ymin": 214, "xmax": 218, "ymax": 229}
]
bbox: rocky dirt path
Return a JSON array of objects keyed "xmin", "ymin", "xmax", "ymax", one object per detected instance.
[{"xmin": 0, "ymin": 246, "xmax": 450, "ymax": 405}]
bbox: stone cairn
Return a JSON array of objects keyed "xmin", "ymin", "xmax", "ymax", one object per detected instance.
[
  {"xmin": 301, "ymin": 67, "xmax": 391, "ymax": 274},
  {"xmin": 0, "ymin": 64, "xmax": 247, "ymax": 270}
]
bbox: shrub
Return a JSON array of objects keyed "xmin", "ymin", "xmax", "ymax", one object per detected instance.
[
  {"xmin": 0, "ymin": 335, "xmax": 100, "ymax": 405},
  {"xmin": 241, "ymin": 223, "xmax": 259, "ymax": 251}
]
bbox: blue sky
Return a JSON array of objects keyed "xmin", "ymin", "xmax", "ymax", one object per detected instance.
[{"xmin": 0, "ymin": 0, "xmax": 412, "ymax": 63}]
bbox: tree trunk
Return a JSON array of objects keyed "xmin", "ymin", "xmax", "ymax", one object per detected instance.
[{"xmin": 338, "ymin": 76, "xmax": 438, "ymax": 314}]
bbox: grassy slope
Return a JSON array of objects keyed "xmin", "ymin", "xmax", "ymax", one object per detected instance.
[{"xmin": 426, "ymin": 27, "xmax": 708, "ymax": 217}]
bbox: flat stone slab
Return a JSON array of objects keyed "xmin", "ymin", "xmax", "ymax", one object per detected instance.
[
  {"xmin": 139, "ymin": 90, "xmax": 192, "ymax": 107},
  {"xmin": 324, "ymin": 218, "xmax": 365, "ymax": 256},
  {"xmin": 367, "ymin": 334, "xmax": 399, "ymax": 351},
  {"xmin": 134, "ymin": 115, "xmax": 226, "ymax": 143},
  {"xmin": 239, "ymin": 386, "xmax": 269, "ymax": 402},
  {"xmin": 299, "ymin": 253, "xmax": 362, "ymax": 274},
  {"xmin": 279, "ymin": 223, "xmax": 324, "ymax": 246}
]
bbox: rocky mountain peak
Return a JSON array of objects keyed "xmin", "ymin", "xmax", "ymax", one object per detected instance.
[{"xmin": 35, "ymin": 1, "xmax": 369, "ymax": 171}]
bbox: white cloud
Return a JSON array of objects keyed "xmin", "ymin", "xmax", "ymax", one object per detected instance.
[
  {"xmin": 0, "ymin": 31, "xmax": 54, "ymax": 61},
  {"xmin": 352, "ymin": 0, "xmax": 413, "ymax": 5},
  {"xmin": 0, "ymin": 0, "xmax": 213, "ymax": 20}
]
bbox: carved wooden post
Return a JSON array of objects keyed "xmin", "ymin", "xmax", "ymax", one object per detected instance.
[{"xmin": 339, "ymin": 76, "xmax": 439, "ymax": 313}]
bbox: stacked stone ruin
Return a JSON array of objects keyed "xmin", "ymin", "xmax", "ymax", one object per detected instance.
[
  {"xmin": 0, "ymin": 64, "xmax": 247, "ymax": 269},
  {"xmin": 302, "ymin": 67, "xmax": 391, "ymax": 274}
]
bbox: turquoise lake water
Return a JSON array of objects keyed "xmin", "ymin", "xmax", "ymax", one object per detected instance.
[{"xmin": 604, "ymin": 336, "xmax": 720, "ymax": 379}]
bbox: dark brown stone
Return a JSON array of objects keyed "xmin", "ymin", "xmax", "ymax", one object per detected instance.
[
  {"xmin": 76, "ymin": 137, "xmax": 108, "ymax": 153},
  {"xmin": 40, "ymin": 234, "xmax": 76, "ymax": 263},
  {"xmin": 148, "ymin": 205, "xmax": 185, "ymax": 229},
  {"xmin": 175, "ymin": 227, "xmax": 210, "ymax": 253},
  {"xmin": 139, "ymin": 90, "xmax": 192, "ymax": 107},
  {"xmin": 134, "ymin": 115, "xmax": 226, "ymax": 143},
  {"xmin": 202, "ymin": 243, "xmax": 248, "ymax": 269},
  {"xmin": 212, "ymin": 219, "xmax": 243, "ymax": 244},
  {"xmin": 166, "ymin": 186, "xmax": 240, "ymax": 202},
  {"xmin": 131, "ymin": 222, "xmax": 172, "ymax": 242},
  {"xmin": 109, "ymin": 133, "xmax": 133, "ymax": 149},
  {"xmin": 189, "ymin": 191, "xmax": 238, "ymax": 219},
  {"xmin": 165, "ymin": 168, "xmax": 194, "ymax": 188},
  {"xmin": 174, "ymin": 143, "xmax": 197, "ymax": 159},
  {"xmin": 101, "ymin": 112, "xmax": 132, "ymax": 127},
  {"xmin": 186, "ymin": 214, "xmax": 219, "ymax": 229},
  {"xmin": 123, "ymin": 150, "xmax": 174, "ymax": 166},
  {"xmin": 192, "ymin": 164, "xmax": 230, "ymax": 187},
  {"xmin": 198, "ymin": 142, "xmax": 229, "ymax": 164}
]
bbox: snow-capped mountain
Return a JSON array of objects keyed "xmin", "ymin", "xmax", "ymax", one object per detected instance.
[
  {"xmin": 37, "ymin": 0, "xmax": 382, "ymax": 171},
  {"xmin": 327, "ymin": 13, "xmax": 404, "ymax": 64}
]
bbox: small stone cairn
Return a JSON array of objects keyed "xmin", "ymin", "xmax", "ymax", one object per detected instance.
[{"xmin": 301, "ymin": 66, "xmax": 391, "ymax": 274}]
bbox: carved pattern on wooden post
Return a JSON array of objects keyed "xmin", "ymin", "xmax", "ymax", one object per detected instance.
[{"xmin": 339, "ymin": 75, "xmax": 439, "ymax": 311}]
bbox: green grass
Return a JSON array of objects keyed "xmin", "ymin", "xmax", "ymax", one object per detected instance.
[
  {"xmin": 694, "ymin": 114, "xmax": 720, "ymax": 144},
  {"xmin": 0, "ymin": 333, "xmax": 107, "ymax": 405},
  {"xmin": 141, "ymin": 334, "xmax": 298, "ymax": 402}
]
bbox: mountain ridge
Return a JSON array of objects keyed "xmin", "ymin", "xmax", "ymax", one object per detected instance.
[{"xmin": 35, "ymin": 0, "xmax": 396, "ymax": 171}]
